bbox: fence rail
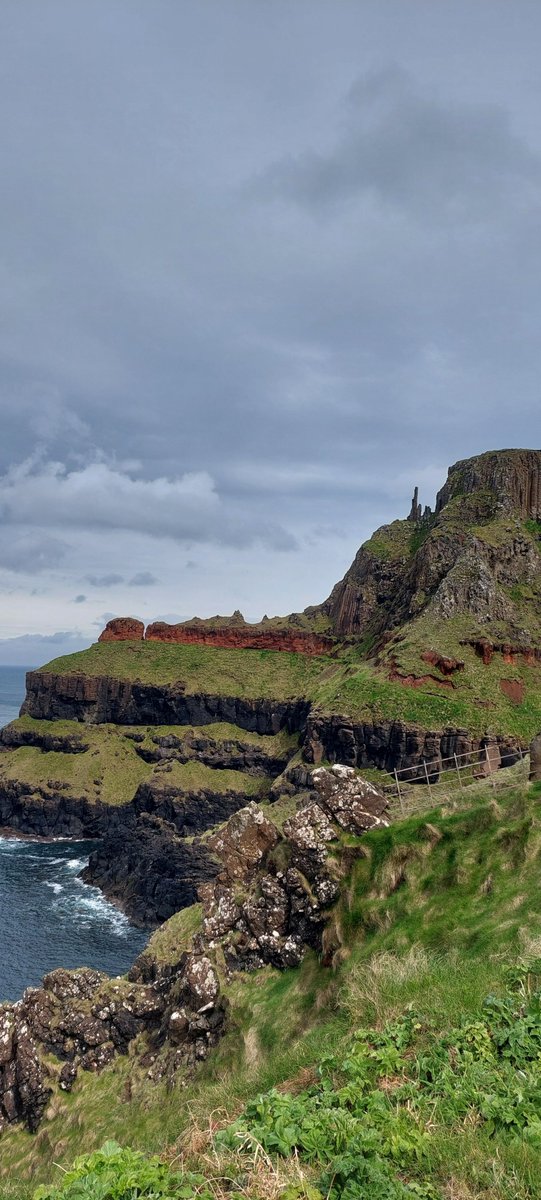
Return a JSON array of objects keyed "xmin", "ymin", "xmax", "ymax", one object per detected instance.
[{"xmin": 379, "ymin": 743, "xmax": 528, "ymax": 820}]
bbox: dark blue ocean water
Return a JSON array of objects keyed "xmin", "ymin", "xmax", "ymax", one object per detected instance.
[{"xmin": 0, "ymin": 666, "xmax": 148, "ymax": 1001}]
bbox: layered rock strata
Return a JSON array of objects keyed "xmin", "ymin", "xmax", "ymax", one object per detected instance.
[{"xmin": 22, "ymin": 672, "xmax": 310, "ymax": 732}]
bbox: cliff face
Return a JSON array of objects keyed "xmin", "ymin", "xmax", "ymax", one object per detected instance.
[
  {"xmin": 21, "ymin": 671, "xmax": 310, "ymax": 732},
  {"xmin": 435, "ymin": 448, "xmax": 541, "ymax": 519},
  {"xmin": 320, "ymin": 449, "xmax": 541, "ymax": 641}
]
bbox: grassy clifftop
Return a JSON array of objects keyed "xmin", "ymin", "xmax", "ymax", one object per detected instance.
[
  {"xmin": 39, "ymin": 640, "xmax": 336, "ymax": 698},
  {"xmin": 34, "ymin": 634, "xmax": 541, "ymax": 741}
]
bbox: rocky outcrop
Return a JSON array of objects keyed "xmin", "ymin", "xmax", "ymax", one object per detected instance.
[
  {"xmin": 302, "ymin": 713, "xmax": 522, "ymax": 777},
  {"xmin": 99, "ymin": 617, "xmax": 145, "ymax": 642},
  {"xmin": 134, "ymin": 731, "xmax": 291, "ymax": 776},
  {"xmin": 0, "ymin": 769, "xmax": 386, "ymax": 1133},
  {"xmin": 0, "ymin": 953, "xmax": 226, "ymax": 1132},
  {"xmin": 315, "ymin": 449, "xmax": 541, "ymax": 640},
  {"xmin": 319, "ymin": 522, "xmax": 412, "ymax": 637},
  {"xmin": 0, "ymin": 780, "xmax": 106, "ymax": 838},
  {"xmin": 22, "ymin": 671, "xmax": 311, "ymax": 733},
  {"xmin": 435, "ymin": 449, "xmax": 541, "ymax": 520},
  {"xmin": 145, "ymin": 621, "xmax": 334, "ymax": 656},
  {"xmin": 0, "ymin": 724, "xmax": 89, "ymax": 754},
  {"xmin": 199, "ymin": 769, "xmax": 388, "ymax": 972},
  {"xmin": 462, "ymin": 639, "xmax": 541, "ymax": 667},
  {"xmin": 97, "ymin": 617, "xmax": 333, "ymax": 655}
]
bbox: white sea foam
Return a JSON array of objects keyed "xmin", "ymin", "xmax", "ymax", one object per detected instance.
[
  {"xmin": 66, "ymin": 858, "xmax": 86, "ymax": 871},
  {"xmin": 45, "ymin": 882, "xmax": 63, "ymax": 895}
]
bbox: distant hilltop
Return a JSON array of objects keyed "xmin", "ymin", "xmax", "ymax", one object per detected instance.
[{"xmin": 102, "ymin": 448, "xmax": 541, "ymax": 658}]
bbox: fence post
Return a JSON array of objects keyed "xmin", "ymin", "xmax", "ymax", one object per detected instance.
[
  {"xmin": 394, "ymin": 768, "xmax": 404, "ymax": 815},
  {"xmin": 423, "ymin": 760, "xmax": 433, "ymax": 803},
  {"xmin": 454, "ymin": 752, "xmax": 463, "ymax": 788},
  {"xmin": 486, "ymin": 745, "xmax": 496, "ymax": 790}
]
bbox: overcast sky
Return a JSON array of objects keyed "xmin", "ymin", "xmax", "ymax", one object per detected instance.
[{"xmin": 1, "ymin": 0, "xmax": 541, "ymax": 664}]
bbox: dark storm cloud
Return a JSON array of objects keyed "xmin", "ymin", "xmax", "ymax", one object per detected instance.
[{"xmin": 1, "ymin": 0, "xmax": 541, "ymax": 632}]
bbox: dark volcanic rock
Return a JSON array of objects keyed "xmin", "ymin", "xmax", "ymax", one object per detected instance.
[
  {"xmin": 0, "ymin": 780, "xmax": 106, "ymax": 838},
  {"xmin": 22, "ymin": 672, "xmax": 310, "ymax": 734},
  {"xmin": 0, "ymin": 768, "xmax": 388, "ymax": 1132},
  {"xmin": 0, "ymin": 724, "xmax": 89, "ymax": 754},
  {"xmin": 136, "ymin": 732, "xmax": 290, "ymax": 777},
  {"xmin": 81, "ymin": 813, "xmax": 219, "ymax": 926},
  {"xmin": 0, "ymin": 954, "xmax": 226, "ymax": 1131},
  {"xmin": 302, "ymin": 712, "xmax": 521, "ymax": 777},
  {"xmin": 132, "ymin": 779, "xmax": 258, "ymax": 838},
  {"xmin": 200, "ymin": 774, "xmax": 388, "ymax": 972}
]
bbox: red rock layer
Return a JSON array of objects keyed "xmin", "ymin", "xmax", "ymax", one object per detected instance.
[
  {"xmin": 500, "ymin": 678, "xmax": 525, "ymax": 704},
  {"xmin": 144, "ymin": 622, "xmax": 334, "ymax": 656},
  {"xmin": 462, "ymin": 639, "xmax": 541, "ymax": 667},
  {"xmin": 99, "ymin": 618, "xmax": 145, "ymax": 642}
]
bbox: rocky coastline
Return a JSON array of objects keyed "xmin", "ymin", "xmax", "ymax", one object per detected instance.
[{"xmin": 0, "ymin": 767, "xmax": 388, "ymax": 1133}]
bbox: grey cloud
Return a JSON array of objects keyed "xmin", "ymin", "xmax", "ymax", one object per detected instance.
[
  {"xmin": 0, "ymin": 630, "xmax": 90, "ymax": 666},
  {"xmin": 73, "ymin": 594, "xmax": 86, "ymax": 603},
  {"xmin": 1, "ymin": 3, "xmax": 541, "ymax": 633},
  {"xmin": 0, "ymin": 530, "xmax": 68, "ymax": 573},
  {"xmin": 259, "ymin": 67, "xmax": 540, "ymax": 222},
  {"xmin": 0, "ymin": 458, "xmax": 298, "ymax": 552},
  {"xmin": 128, "ymin": 572, "xmax": 158, "ymax": 587},
  {"xmin": 85, "ymin": 573, "xmax": 125, "ymax": 587}
]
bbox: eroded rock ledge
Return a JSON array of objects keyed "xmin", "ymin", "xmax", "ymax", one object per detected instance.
[
  {"xmin": 0, "ymin": 768, "xmax": 387, "ymax": 1134},
  {"xmin": 98, "ymin": 616, "xmax": 334, "ymax": 656}
]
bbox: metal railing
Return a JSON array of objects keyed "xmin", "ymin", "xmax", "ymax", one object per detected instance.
[{"xmin": 381, "ymin": 744, "xmax": 528, "ymax": 820}]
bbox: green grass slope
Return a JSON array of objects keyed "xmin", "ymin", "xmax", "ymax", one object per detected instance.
[
  {"xmin": 0, "ymin": 717, "xmax": 291, "ymax": 806},
  {"xmin": 5, "ymin": 769, "xmax": 541, "ymax": 1198}
]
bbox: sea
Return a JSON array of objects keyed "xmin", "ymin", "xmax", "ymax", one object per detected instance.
[{"xmin": 0, "ymin": 666, "xmax": 147, "ymax": 1001}]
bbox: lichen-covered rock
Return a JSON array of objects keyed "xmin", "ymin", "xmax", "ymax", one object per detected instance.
[{"xmin": 311, "ymin": 766, "xmax": 388, "ymax": 834}]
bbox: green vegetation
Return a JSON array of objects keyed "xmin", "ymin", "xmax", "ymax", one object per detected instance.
[
  {"xmin": 40, "ymin": 641, "xmax": 335, "ymax": 698},
  {"xmin": 524, "ymin": 519, "xmax": 541, "ymax": 540},
  {"xmin": 34, "ymin": 1141, "xmax": 216, "ymax": 1200},
  {"xmin": 3, "ymin": 773, "xmax": 541, "ymax": 1197},
  {"xmin": 220, "ymin": 960, "xmax": 541, "ymax": 1198},
  {"xmin": 362, "ymin": 520, "xmax": 413, "ymax": 561},
  {"xmin": 0, "ymin": 718, "xmax": 291, "ymax": 806}
]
